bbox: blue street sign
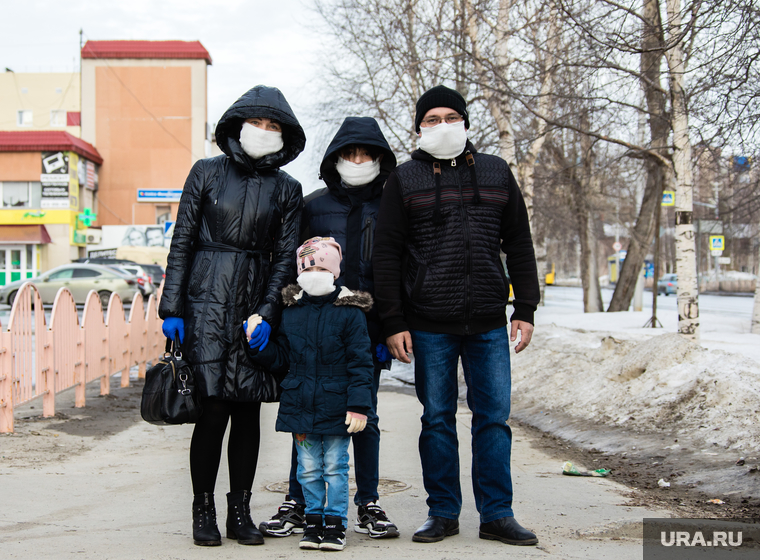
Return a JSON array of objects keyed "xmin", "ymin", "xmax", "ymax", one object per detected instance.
[
  {"xmin": 709, "ymin": 235, "xmax": 725, "ymax": 251},
  {"xmin": 137, "ymin": 189, "xmax": 182, "ymax": 202},
  {"xmin": 661, "ymin": 191, "xmax": 675, "ymax": 206}
]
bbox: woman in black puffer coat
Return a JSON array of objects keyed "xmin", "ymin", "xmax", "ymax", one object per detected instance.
[{"xmin": 158, "ymin": 85, "xmax": 305, "ymax": 547}]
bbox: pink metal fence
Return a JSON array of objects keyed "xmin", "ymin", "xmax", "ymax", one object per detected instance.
[{"xmin": 0, "ymin": 281, "xmax": 165, "ymax": 433}]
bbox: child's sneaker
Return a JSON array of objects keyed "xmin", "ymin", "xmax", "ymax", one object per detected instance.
[
  {"xmin": 299, "ymin": 514, "xmax": 322, "ymax": 550},
  {"xmin": 354, "ymin": 502, "xmax": 399, "ymax": 538},
  {"xmin": 320, "ymin": 515, "xmax": 346, "ymax": 551},
  {"xmin": 258, "ymin": 496, "xmax": 306, "ymax": 537}
]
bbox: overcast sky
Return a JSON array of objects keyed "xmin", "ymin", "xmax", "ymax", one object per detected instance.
[{"xmin": 1, "ymin": 0, "xmax": 327, "ymax": 192}]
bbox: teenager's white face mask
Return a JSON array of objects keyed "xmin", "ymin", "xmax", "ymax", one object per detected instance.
[
  {"xmin": 336, "ymin": 157, "xmax": 381, "ymax": 187},
  {"xmin": 297, "ymin": 271, "xmax": 335, "ymax": 297},
  {"xmin": 418, "ymin": 120, "xmax": 468, "ymax": 159},
  {"xmin": 239, "ymin": 122, "xmax": 284, "ymax": 159}
]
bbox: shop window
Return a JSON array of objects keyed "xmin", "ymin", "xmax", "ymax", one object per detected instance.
[
  {"xmin": 30, "ymin": 182, "xmax": 41, "ymax": 208},
  {"xmin": 50, "ymin": 110, "xmax": 66, "ymax": 127},
  {"xmin": 17, "ymin": 110, "xmax": 32, "ymax": 126},
  {"xmin": 26, "ymin": 245, "xmax": 33, "ymax": 279},
  {"xmin": 2, "ymin": 182, "xmax": 30, "ymax": 208}
]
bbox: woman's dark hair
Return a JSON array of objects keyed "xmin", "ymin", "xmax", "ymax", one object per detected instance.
[{"xmin": 337, "ymin": 144, "xmax": 383, "ymax": 160}]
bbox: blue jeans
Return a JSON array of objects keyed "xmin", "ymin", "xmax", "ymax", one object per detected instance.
[
  {"xmin": 294, "ymin": 434, "xmax": 351, "ymax": 527},
  {"xmin": 410, "ymin": 327, "xmax": 514, "ymax": 524},
  {"xmin": 288, "ymin": 364, "xmax": 382, "ymax": 507}
]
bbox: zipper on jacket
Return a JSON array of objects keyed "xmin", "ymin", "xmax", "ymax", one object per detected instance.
[
  {"xmin": 455, "ymin": 168, "xmax": 472, "ymax": 334},
  {"xmin": 362, "ymin": 216, "xmax": 373, "ymax": 261}
]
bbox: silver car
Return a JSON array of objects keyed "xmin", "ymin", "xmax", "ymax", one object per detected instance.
[{"xmin": 0, "ymin": 263, "xmax": 140, "ymax": 308}]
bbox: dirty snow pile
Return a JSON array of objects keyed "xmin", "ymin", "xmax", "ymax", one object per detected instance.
[{"xmin": 511, "ymin": 329, "xmax": 760, "ymax": 451}]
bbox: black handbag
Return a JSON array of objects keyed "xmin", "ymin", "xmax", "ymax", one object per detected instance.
[{"xmin": 141, "ymin": 335, "xmax": 203, "ymax": 425}]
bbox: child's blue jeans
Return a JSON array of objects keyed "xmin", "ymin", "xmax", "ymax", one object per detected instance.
[{"xmin": 294, "ymin": 434, "xmax": 351, "ymax": 527}]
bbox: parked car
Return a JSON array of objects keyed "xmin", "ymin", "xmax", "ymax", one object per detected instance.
[
  {"xmin": 657, "ymin": 273, "xmax": 678, "ymax": 295},
  {"xmin": 0, "ymin": 264, "xmax": 140, "ymax": 308},
  {"xmin": 117, "ymin": 264, "xmax": 156, "ymax": 296},
  {"xmin": 136, "ymin": 263, "xmax": 165, "ymax": 287}
]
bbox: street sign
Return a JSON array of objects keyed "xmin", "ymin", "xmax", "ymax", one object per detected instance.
[
  {"xmin": 137, "ymin": 189, "xmax": 182, "ymax": 202},
  {"xmin": 661, "ymin": 191, "xmax": 675, "ymax": 206},
  {"xmin": 612, "ymin": 241, "xmax": 622, "ymax": 252},
  {"xmin": 711, "ymin": 249, "xmax": 723, "ymax": 257},
  {"xmin": 718, "ymin": 257, "xmax": 731, "ymax": 265},
  {"xmin": 709, "ymin": 235, "xmax": 725, "ymax": 251}
]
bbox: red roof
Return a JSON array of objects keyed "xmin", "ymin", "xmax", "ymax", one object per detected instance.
[
  {"xmin": 81, "ymin": 40, "xmax": 212, "ymax": 64},
  {"xmin": 0, "ymin": 131, "xmax": 103, "ymax": 165}
]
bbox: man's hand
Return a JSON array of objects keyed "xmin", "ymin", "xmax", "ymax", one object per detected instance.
[
  {"xmin": 386, "ymin": 331, "xmax": 413, "ymax": 363},
  {"xmin": 510, "ymin": 320, "xmax": 534, "ymax": 353}
]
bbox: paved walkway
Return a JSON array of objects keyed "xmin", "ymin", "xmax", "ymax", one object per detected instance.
[{"xmin": 1, "ymin": 385, "xmax": 669, "ymax": 559}]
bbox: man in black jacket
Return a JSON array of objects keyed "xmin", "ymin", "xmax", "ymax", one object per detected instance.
[{"xmin": 373, "ymin": 85, "xmax": 540, "ymax": 546}]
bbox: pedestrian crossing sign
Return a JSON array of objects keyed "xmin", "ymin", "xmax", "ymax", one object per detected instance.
[
  {"xmin": 661, "ymin": 191, "xmax": 675, "ymax": 206},
  {"xmin": 709, "ymin": 235, "xmax": 725, "ymax": 251}
]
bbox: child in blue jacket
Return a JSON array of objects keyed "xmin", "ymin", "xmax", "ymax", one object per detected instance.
[{"xmin": 246, "ymin": 236, "xmax": 373, "ymax": 551}]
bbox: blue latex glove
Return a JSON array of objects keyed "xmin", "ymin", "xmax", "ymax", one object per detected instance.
[
  {"xmin": 376, "ymin": 343, "xmax": 392, "ymax": 363},
  {"xmin": 248, "ymin": 320, "xmax": 272, "ymax": 351},
  {"xmin": 162, "ymin": 316, "xmax": 184, "ymax": 344}
]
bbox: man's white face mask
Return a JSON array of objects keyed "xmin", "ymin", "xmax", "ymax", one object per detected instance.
[
  {"xmin": 239, "ymin": 122, "xmax": 284, "ymax": 160},
  {"xmin": 336, "ymin": 157, "xmax": 381, "ymax": 187},
  {"xmin": 418, "ymin": 120, "xmax": 468, "ymax": 160},
  {"xmin": 297, "ymin": 271, "xmax": 335, "ymax": 297}
]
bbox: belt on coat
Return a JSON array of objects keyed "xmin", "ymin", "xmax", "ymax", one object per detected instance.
[{"xmin": 196, "ymin": 241, "xmax": 272, "ymax": 349}]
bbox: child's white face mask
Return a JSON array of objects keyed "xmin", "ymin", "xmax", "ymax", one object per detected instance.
[{"xmin": 297, "ymin": 271, "xmax": 335, "ymax": 297}]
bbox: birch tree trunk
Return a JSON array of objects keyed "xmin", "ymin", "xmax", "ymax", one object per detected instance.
[
  {"xmin": 465, "ymin": 0, "xmax": 517, "ymax": 167},
  {"xmin": 751, "ymin": 239, "xmax": 760, "ymax": 334},
  {"xmin": 665, "ymin": 0, "xmax": 699, "ymax": 340}
]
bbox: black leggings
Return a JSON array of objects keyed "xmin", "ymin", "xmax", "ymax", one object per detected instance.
[{"xmin": 190, "ymin": 398, "xmax": 261, "ymax": 496}]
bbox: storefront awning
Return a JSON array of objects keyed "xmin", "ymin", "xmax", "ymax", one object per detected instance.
[{"xmin": 0, "ymin": 225, "xmax": 52, "ymax": 244}]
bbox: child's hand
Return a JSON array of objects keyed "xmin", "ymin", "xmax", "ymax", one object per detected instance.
[
  {"xmin": 345, "ymin": 412, "xmax": 367, "ymax": 433},
  {"xmin": 243, "ymin": 314, "xmax": 262, "ymax": 339}
]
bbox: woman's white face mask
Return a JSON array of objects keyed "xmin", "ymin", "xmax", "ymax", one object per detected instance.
[
  {"xmin": 418, "ymin": 120, "xmax": 468, "ymax": 159},
  {"xmin": 239, "ymin": 122, "xmax": 284, "ymax": 160},
  {"xmin": 297, "ymin": 271, "xmax": 335, "ymax": 297},
  {"xmin": 336, "ymin": 157, "xmax": 381, "ymax": 187}
]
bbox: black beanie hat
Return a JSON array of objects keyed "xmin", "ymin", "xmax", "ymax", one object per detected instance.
[{"xmin": 414, "ymin": 85, "xmax": 470, "ymax": 132}]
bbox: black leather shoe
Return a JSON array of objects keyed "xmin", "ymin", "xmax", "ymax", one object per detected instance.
[
  {"xmin": 479, "ymin": 517, "xmax": 538, "ymax": 546},
  {"xmin": 412, "ymin": 516, "xmax": 459, "ymax": 543}
]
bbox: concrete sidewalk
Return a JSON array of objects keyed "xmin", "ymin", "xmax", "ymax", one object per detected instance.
[{"xmin": 1, "ymin": 385, "xmax": 669, "ymax": 559}]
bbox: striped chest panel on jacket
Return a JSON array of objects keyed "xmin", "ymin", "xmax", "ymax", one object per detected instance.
[{"xmin": 393, "ymin": 154, "xmax": 513, "ymax": 324}]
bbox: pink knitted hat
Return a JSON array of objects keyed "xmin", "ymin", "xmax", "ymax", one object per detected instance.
[{"xmin": 296, "ymin": 236, "xmax": 342, "ymax": 279}]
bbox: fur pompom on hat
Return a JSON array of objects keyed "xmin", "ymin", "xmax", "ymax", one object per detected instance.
[{"xmin": 296, "ymin": 236, "xmax": 342, "ymax": 279}]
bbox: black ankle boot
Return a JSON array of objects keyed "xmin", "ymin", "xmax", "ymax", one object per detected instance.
[
  {"xmin": 226, "ymin": 490, "xmax": 264, "ymax": 545},
  {"xmin": 192, "ymin": 492, "xmax": 222, "ymax": 546},
  {"xmin": 299, "ymin": 514, "xmax": 323, "ymax": 550}
]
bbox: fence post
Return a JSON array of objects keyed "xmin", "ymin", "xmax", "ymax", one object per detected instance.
[
  {"xmin": 39, "ymin": 286, "xmax": 55, "ymax": 418},
  {"xmin": 0, "ymin": 329, "xmax": 12, "ymax": 433}
]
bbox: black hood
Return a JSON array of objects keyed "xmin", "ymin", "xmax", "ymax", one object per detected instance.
[
  {"xmin": 320, "ymin": 117, "xmax": 396, "ymax": 189},
  {"xmin": 215, "ymin": 85, "xmax": 306, "ymax": 172}
]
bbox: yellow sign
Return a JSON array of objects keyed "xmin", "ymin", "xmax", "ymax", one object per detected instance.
[
  {"xmin": 709, "ymin": 235, "xmax": 725, "ymax": 251},
  {"xmin": 661, "ymin": 191, "xmax": 675, "ymax": 206}
]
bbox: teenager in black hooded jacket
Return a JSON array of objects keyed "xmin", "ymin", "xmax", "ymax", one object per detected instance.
[
  {"xmin": 258, "ymin": 117, "xmax": 400, "ymax": 540},
  {"xmin": 159, "ymin": 85, "xmax": 304, "ymax": 547}
]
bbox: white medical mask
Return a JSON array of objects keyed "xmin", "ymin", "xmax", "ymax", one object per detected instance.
[
  {"xmin": 239, "ymin": 122, "xmax": 284, "ymax": 159},
  {"xmin": 297, "ymin": 271, "xmax": 335, "ymax": 297},
  {"xmin": 418, "ymin": 120, "xmax": 468, "ymax": 159},
  {"xmin": 336, "ymin": 157, "xmax": 381, "ymax": 187}
]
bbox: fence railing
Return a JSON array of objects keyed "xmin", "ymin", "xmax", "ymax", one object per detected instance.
[{"xmin": 0, "ymin": 282, "xmax": 164, "ymax": 433}]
